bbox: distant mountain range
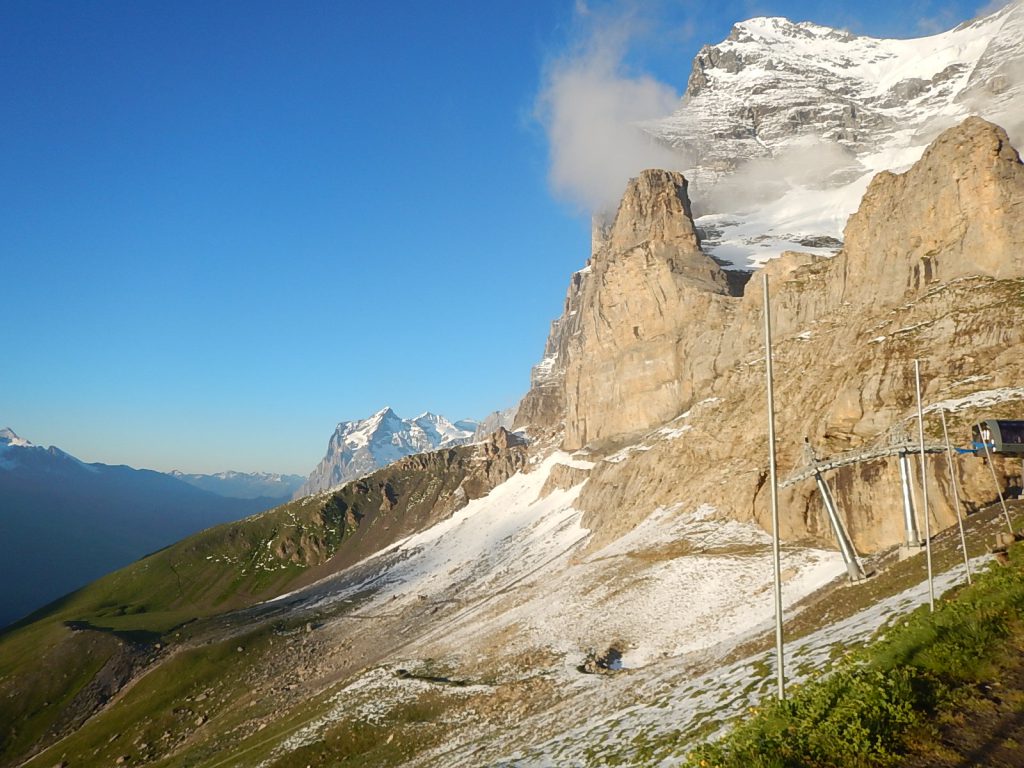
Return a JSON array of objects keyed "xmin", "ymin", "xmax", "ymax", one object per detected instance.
[
  {"xmin": 169, "ymin": 469, "xmax": 304, "ymax": 501},
  {"xmin": 0, "ymin": 428, "xmax": 282, "ymax": 628},
  {"xmin": 296, "ymin": 407, "xmax": 480, "ymax": 497}
]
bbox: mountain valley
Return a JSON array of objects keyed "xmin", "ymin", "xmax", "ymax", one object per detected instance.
[
  {"xmin": 4, "ymin": 4, "xmax": 1024, "ymax": 767},
  {"xmin": 0, "ymin": 430, "xmax": 282, "ymax": 629}
]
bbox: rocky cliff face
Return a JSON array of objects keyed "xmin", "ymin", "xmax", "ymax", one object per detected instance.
[
  {"xmin": 520, "ymin": 117, "xmax": 1024, "ymax": 555},
  {"xmin": 561, "ymin": 170, "xmax": 731, "ymax": 450},
  {"xmin": 839, "ymin": 115, "xmax": 1024, "ymax": 306},
  {"xmin": 513, "ymin": 265, "xmax": 588, "ymax": 438}
]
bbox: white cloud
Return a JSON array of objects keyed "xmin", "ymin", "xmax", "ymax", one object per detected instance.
[
  {"xmin": 704, "ymin": 138, "xmax": 859, "ymax": 214},
  {"xmin": 535, "ymin": 6, "xmax": 685, "ymax": 214}
]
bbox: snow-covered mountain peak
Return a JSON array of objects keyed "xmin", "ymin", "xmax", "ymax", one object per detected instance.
[
  {"xmin": 647, "ymin": 0, "xmax": 1024, "ymax": 270},
  {"xmin": 0, "ymin": 428, "xmax": 32, "ymax": 448},
  {"xmin": 297, "ymin": 407, "xmax": 478, "ymax": 498},
  {"xmin": 727, "ymin": 16, "xmax": 854, "ymax": 46}
]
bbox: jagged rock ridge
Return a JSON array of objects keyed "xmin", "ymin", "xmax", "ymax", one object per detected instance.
[{"xmin": 518, "ymin": 116, "xmax": 1024, "ymax": 554}]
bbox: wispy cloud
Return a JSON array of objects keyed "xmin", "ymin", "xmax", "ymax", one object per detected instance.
[
  {"xmin": 704, "ymin": 138, "xmax": 858, "ymax": 214},
  {"xmin": 535, "ymin": 4, "xmax": 685, "ymax": 214}
]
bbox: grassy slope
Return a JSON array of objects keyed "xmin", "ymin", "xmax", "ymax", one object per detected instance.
[
  {"xmin": 0, "ymin": 489, "xmax": 343, "ymax": 765},
  {"xmin": 0, "ymin": 444, "xmax": 491, "ymax": 767},
  {"xmin": 683, "ymin": 529, "xmax": 1024, "ymax": 768}
]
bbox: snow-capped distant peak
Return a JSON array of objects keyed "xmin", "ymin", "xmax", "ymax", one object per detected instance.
[
  {"xmin": 169, "ymin": 469, "xmax": 306, "ymax": 499},
  {"xmin": 297, "ymin": 407, "xmax": 479, "ymax": 497},
  {"xmin": 370, "ymin": 406, "xmax": 399, "ymax": 421},
  {"xmin": 0, "ymin": 428, "xmax": 32, "ymax": 448}
]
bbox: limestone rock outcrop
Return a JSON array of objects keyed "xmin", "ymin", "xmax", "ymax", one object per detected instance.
[
  {"xmin": 520, "ymin": 117, "xmax": 1024, "ymax": 555},
  {"xmin": 512, "ymin": 270, "xmax": 581, "ymax": 436},
  {"xmin": 839, "ymin": 115, "xmax": 1024, "ymax": 308},
  {"xmin": 561, "ymin": 170, "xmax": 731, "ymax": 450}
]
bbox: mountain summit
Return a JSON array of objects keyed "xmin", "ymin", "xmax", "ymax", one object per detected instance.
[
  {"xmin": 0, "ymin": 427, "xmax": 32, "ymax": 448},
  {"xmin": 643, "ymin": 0, "xmax": 1024, "ymax": 268},
  {"xmin": 296, "ymin": 407, "xmax": 478, "ymax": 496}
]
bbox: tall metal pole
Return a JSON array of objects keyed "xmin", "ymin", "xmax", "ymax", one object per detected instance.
[
  {"xmin": 914, "ymin": 360, "xmax": 935, "ymax": 612},
  {"xmin": 763, "ymin": 273, "xmax": 785, "ymax": 700},
  {"xmin": 898, "ymin": 452, "xmax": 921, "ymax": 547},
  {"xmin": 940, "ymin": 409, "xmax": 971, "ymax": 584},
  {"xmin": 981, "ymin": 437, "xmax": 1013, "ymax": 532}
]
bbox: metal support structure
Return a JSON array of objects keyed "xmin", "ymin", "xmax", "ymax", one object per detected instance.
[
  {"xmin": 940, "ymin": 409, "xmax": 971, "ymax": 585},
  {"xmin": 813, "ymin": 470, "xmax": 866, "ymax": 581},
  {"xmin": 783, "ymin": 441, "xmax": 947, "ymax": 488},
  {"xmin": 763, "ymin": 273, "xmax": 785, "ymax": 701},
  {"xmin": 981, "ymin": 438, "xmax": 1014, "ymax": 533},
  {"xmin": 897, "ymin": 452, "xmax": 922, "ymax": 549},
  {"xmin": 914, "ymin": 360, "xmax": 935, "ymax": 612}
]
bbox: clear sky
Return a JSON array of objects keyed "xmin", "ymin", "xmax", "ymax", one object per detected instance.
[{"xmin": 1, "ymin": 0, "xmax": 996, "ymax": 475}]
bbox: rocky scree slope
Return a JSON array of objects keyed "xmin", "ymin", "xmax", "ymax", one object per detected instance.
[{"xmin": 519, "ymin": 116, "xmax": 1024, "ymax": 555}]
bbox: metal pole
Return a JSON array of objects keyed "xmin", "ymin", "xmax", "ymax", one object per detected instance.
[
  {"xmin": 814, "ymin": 471, "xmax": 864, "ymax": 581},
  {"xmin": 763, "ymin": 273, "xmax": 785, "ymax": 700},
  {"xmin": 981, "ymin": 437, "xmax": 1013, "ymax": 532},
  {"xmin": 914, "ymin": 360, "xmax": 935, "ymax": 612},
  {"xmin": 940, "ymin": 409, "xmax": 971, "ymax": 584},
  {"xmin": 898, "ymin": 452, "xmax": 920, "ymax": 547}
]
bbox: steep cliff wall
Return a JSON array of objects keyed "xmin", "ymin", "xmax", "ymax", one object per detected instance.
[
  {"xmin": 560, "ymin": 170, "xmax": 732, "ymax": 450},
  {"xmin": 520, "ymin": 117, "xmax": 1024, "ymax": 554}
]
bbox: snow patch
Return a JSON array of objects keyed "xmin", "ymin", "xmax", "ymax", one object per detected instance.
[{"xmin": 923, "ymin": 387, "xmax": 1024, "ymax": 415}]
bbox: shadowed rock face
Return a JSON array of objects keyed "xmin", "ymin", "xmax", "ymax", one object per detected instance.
[{"xmin": 519, "ymin": 117, "xmax": 1024, "ymax": 554}]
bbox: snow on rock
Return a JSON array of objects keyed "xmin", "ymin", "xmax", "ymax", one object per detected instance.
[
  {"xmin": 296, "ymin": 453, "xmax": 844, "ymax": 672},
  {"xmin": 0, "ymin": 427, "xmax": 32, "ymax": 448},
  {"xmin": 494, "ymin": 502, "xmax": 844, "ymax": 669},
  {"xmin": 644, "ymin": 1, "xmax": 1024, "ymax": 269},
  {"xmin": 0, "ymin": 428, "xmax": 32, "ymax": 470},
  {"xmin": 923, "ymin": 386, "xmax": 1024, "ymax": 415},
  {"xmin": 495, "ymin": 554, "xmax": 991, "ymax": 768}
]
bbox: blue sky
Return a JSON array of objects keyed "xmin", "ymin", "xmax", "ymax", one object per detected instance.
[{"xmin": 1, "ymin": 0, "xmax": 994, "ymax": 474}]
